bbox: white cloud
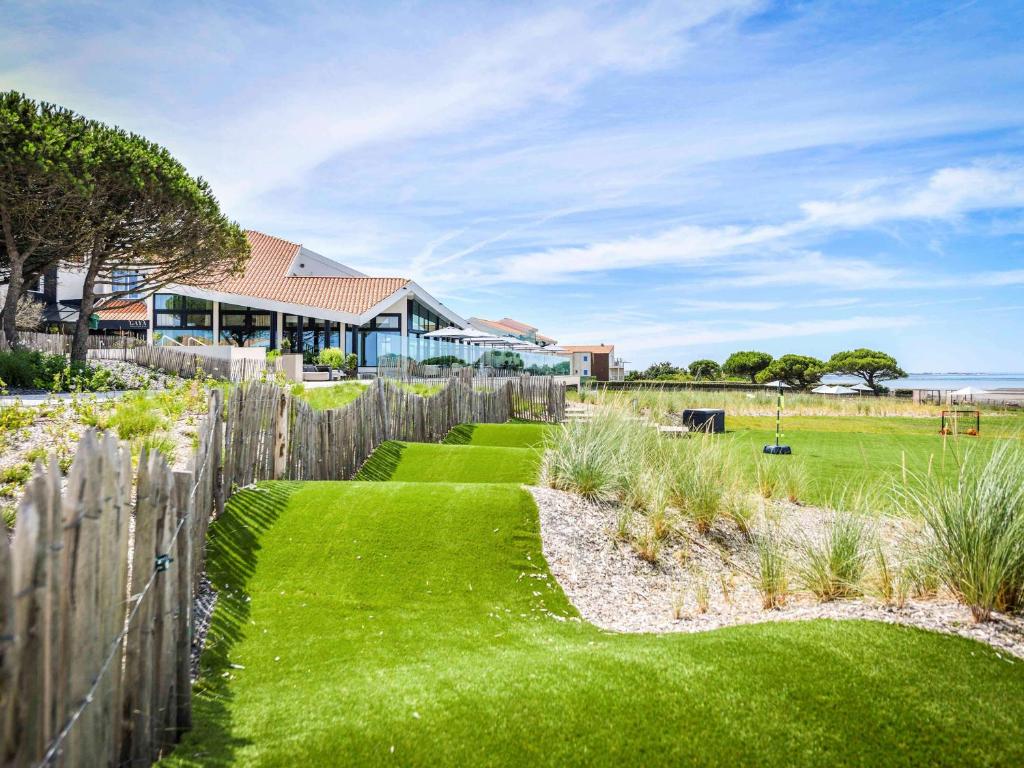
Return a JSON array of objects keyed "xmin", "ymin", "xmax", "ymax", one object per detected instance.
[{"xmin": 446, "ymin": 161, "xmax": 1024, "ymax": 288}]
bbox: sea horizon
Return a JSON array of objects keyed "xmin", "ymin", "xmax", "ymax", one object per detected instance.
[{"xmin": 822, "ymin": 372, "xmax": 1024, "ymax": 390}]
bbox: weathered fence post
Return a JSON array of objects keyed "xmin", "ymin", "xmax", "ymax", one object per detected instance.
[{"xmin": 273, "ymin": 390, "xmax": 290, "ymax": 480}]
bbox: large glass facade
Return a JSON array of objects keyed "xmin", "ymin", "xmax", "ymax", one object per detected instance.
[
  {"xmin": 283, "ymin": 315, "xmax": 341, "ymax": 357},
  {"xmin": 409, "ymin": 299, "xmax": 441, "ymax": 335},
  {"xmin": 219, "ymin": 303, "xmax": 273, "ymax": 347},
  {"xmin": 154, "ymin": 294, "xmax": 214, "ymax": 345},
  {"xmin": 351, "ymin": 314, "xmax": 401, "ymax": 366}
]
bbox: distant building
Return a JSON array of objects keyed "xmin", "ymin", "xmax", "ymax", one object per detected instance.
[
  {"xmin": 561, "ymin": 344, "xmax": 626, "ymax": 382},
  {"xmin": 467, "ymin": 316, "xmax": 558, "ymax": 347}
]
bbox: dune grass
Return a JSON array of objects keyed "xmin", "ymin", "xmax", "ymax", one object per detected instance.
[{"xmin": 165, "ymin": 452, "xmax": 1024, "ymax": 767}]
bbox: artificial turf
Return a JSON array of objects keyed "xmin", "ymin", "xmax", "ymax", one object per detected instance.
[
  {"xmin": 164, "ymin": 425, "xmax": 1024, "ymax": 767},
  {"xmin": 443, "ymin": 421, "xmax": 555, "ymax": 448},
  {"xmin": 355, "ymin": 441, "xmax": 540, "ymax": 483}
]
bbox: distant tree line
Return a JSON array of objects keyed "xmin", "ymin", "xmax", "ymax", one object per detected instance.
[
  {"xmin": 1, "ymin": 91, "xmax": 250, "ymax": 361},
  {"xmin": 624, "ymin": 348, "xmax": 906, "ymax": 393}
]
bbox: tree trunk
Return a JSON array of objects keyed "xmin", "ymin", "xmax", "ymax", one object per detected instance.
[
  {"xmin": 1, "ymin": 261, "xmax": 24, "ymax": 347},
  {"xmin": 0, "ymin": 207, "xmax": 26, "ymax": 347},
  {"xmin": 70, "ymin": 256, "xmax": 103, "ymax": 364}
]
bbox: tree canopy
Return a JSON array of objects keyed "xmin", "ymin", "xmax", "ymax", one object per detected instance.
[
  {"xmin": 756, "ymin": 354, "xmax": 825, "ymax": 388},
  {"xmin": 1, "ymin": 91, "xmax": 250, "ymax": 359},
  {"xmin": 0, "ymin": 92, "xmax": 94, "ymax": 344},
  {"xmin": 687, "ymin": 359, "xmax": 721, "ymax": 380},
  {"xmin": 827, "ymin": 348, "xmax": 906, "ymax": 392},
  {"xmin": 624, "ymin": 361, "xmax": 687, "ymax": 381},
  {"xmin": 722, "ymin": 350, "xmax": 773, "ymax": 383}
]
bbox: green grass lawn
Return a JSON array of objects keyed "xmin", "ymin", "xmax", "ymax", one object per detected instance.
[
  {"xmin": 716, "ymin": 414, "xmax": 1023, "ymax": 509},
  {"xmin": 164, "ymin": 423, "xmax": 1024, "ymax": 767},
  {"xmin": 355, "ymin": 441, "xmax": 540, "ymax": 483},
  {"xmin": 443, "ymin": 421, "xmax": 555, "ymax": 448}
]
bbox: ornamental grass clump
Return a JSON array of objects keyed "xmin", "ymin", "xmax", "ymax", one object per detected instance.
[
  {"xmin": 666, "ymin": 437, "xmax": 736, "ymax": 533},
  {"xmin": 543, "ymin": 408, "xmax": 660, "ymax": 503},
  {"xmin": 797, "ymin": 514, "xmax": 873, "ymax": 602},
  {"xmin": 898, "ymin": 441, "xmax": 1024, "ymax": 621},
  {"xmin": 753, "ymin": 526, "xmax": 789, "ymax": 609}
]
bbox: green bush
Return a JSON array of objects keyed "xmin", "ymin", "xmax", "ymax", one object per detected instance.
[
  {"xmin": 421, "ymin": 355, "xmax": 465, "ymax": 367},
  {"xmin": 0, "ymin": 348, "xmax": 125, "ymax": 392},
  {"xmin": 318, "ymin": 348, "xmax": 345, "ymax": 369}
]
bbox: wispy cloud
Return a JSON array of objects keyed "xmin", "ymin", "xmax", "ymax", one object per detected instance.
[{"xmin": 441, "ymin": 161, "xmax": 1024, "ymax": 287}]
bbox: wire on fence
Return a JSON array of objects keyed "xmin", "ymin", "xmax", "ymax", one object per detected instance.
[{"xmin": 36, "ymin": 447, "xmax": 211, "ymax": 767}]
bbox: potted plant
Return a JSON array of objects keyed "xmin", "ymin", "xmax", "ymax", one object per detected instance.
[{"xmin": 344, "ymin": 352, "xmax": 358, "ymax": 378}]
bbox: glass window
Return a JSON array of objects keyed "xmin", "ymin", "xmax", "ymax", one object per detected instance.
[
  {"xmin": 373, "ymin": 314, "xmax": 400, "ymax": 330},
  {"xmin": 583, "ymin": 354, "xmax": 589, "ymax": 362},
  {"xmin": 155, "ymin": 294, "xmax": 185, "ymax": 310},
  {"xmin": 154, "ymin": 329, "xmax": 214, "ymax": 346},
  {"xmin": 219, "ymin": 303, "xmax": 273, "ymax": 348},
  {"xmin": 112, "ymin": 269, "xmax": 142, "ymax": 299}
]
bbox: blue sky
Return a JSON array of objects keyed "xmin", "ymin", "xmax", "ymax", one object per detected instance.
[{"xmin": 3, "ymin": 1, "xmax": 1024, "ymax": 371}]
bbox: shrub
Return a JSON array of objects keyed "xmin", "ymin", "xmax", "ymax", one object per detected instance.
[
  {"xmin": 898, "ymin": 441, "xmax": 1024, "ymax": 621},
  {"xmin": 796, "ymin": 514, "xmax": 872, "ymax": 601},
  {"xmin": 0, "ymin": 349, "xmax": 125, "ymax": 392},
  {"xmin": 755, "ymin": 455, "xmax": 782, "ymax": 499},
  {"xmin": 421, "ymin": 355, "xmax": 464, "ymax": 367},
  {"xmin": 318, "ymin": 348, "xmax": 345, "ymax": 369},
  {"xmin": 753, "ymin": 527, "xmax": 789, "ymax": 609}
]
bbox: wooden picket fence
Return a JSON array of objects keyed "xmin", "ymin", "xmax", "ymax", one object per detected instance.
[
  {"xmin": 121, "ymin": 345, "xmax": 271, "ymax": 382},
  {"xmin": 0, "ymin": 373, "xmax": 562, "ymax": 766},
  {"xmin": 0, "ymin": 387, "xmax": 223, "ymax": 768},
  {"xmin": 221, "ymin": 370, "xmax": 564, "ymax": 486}
]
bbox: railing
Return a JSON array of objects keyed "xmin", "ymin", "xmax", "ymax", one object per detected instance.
[
  {"xmin": 0, "ymin": 374, "xmax": 564, "ymax": 767},
  {"xmin": 376, "ymin": 335, "xmax": 571, "ymax": 380}
]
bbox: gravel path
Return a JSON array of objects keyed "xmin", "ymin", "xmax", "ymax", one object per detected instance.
[{"xmin": 529, "ymin": 485, "xmax": 1024, "ymax": 659}]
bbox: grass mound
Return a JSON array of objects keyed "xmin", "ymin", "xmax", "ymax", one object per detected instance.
[
  {"xmin": 167, "ymin": 424, "xmax": 1024, "ymax": 767},
  {"xmin": 355, "ymin": 440, "xmax": 540, "ymax": 483},
  {"xmin": 443, "ymin": 422, "xmax": 554, "ymax": 448}
]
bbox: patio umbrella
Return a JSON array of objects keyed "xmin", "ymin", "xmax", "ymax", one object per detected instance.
[
  {"xmin": 761, "ymin": 380, "xmax": 792, "ymax": 388},
  {"xmin": 850, "ymin": 383, "xmax": 874, "ymax": 392},
  {"xmin": 811, "ymin": 385, "xmax": 836, "ymax": 394},
  {"xmin": 831, "ymin": 385, "xmax": 858, "ymax": 395}
]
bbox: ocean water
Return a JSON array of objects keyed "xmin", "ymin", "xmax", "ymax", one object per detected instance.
[{"xmin": 821, "ymin": 373, "xmax": 1024, "ymax": 390}]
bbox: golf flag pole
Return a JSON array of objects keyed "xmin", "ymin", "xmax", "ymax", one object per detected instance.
[
  {"xmin": 775, "ymin": 380, "xmax": 782, "ymax": 447},
  {"xmin": 763, "ymin": 380, "xmax": 792, "ymax": 455}
]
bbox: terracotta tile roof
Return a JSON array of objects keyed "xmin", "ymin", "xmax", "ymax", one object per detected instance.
[
  {"xmin": 562, "ymin": 344, "xmax": 616, "ymax": 355},
  {"xmin": 95, "ymin": 300, "xmax": 147, "ymax": 321},
  {"xmin": 497, "ymin": 317, "xmax": 537, "ymax": 334},
  {"xmin": 201, "ymin": 230, "xmax": 410, "ymax": 316}
]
